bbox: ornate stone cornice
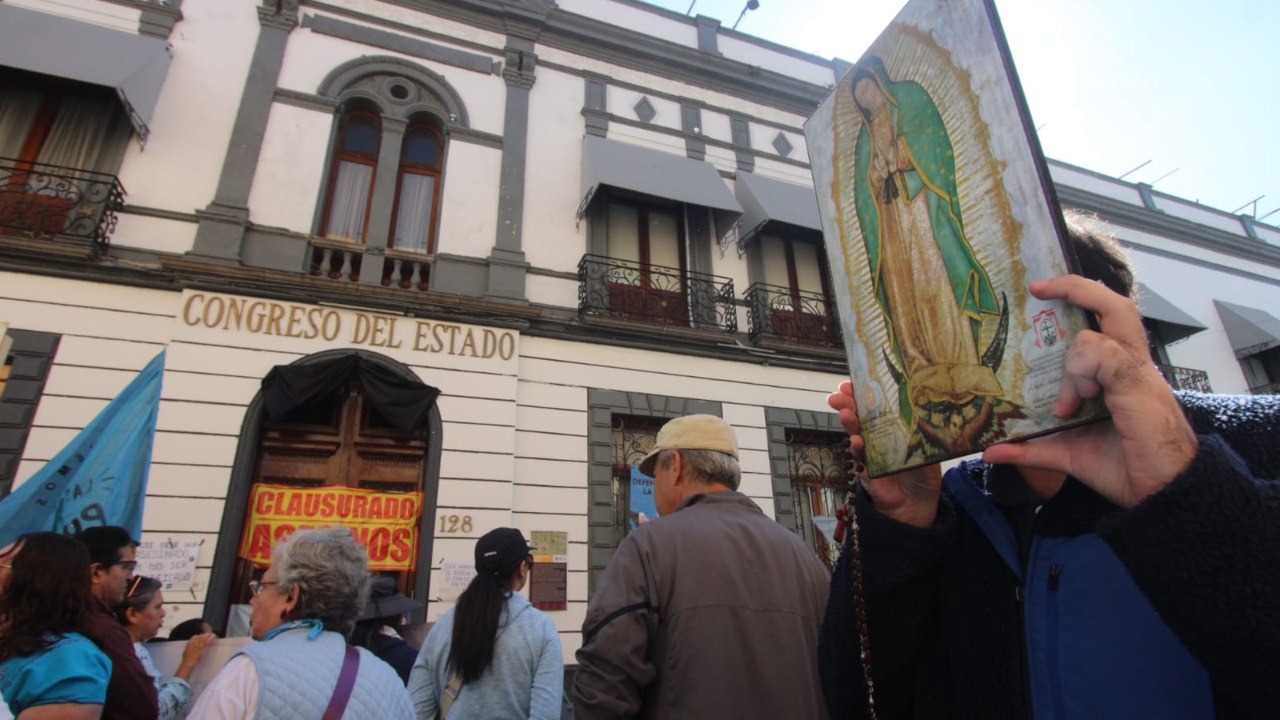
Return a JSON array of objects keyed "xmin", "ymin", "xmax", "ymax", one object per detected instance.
[
  {"xmin": 501, "ymin": 47, "xmax": 537, "ymax": 89},
  {"xmin": 258, "ymin": 0, "xmax": 299, "ymax": 30},
  {"xmin": 448, "ymin": 125, "xmax": 504, "ymax": 149}
]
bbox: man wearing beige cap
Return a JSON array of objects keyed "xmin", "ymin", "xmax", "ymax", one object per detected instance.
[{"xmin": 571, "ymin": 414, "xmax": 830, "ymax": 719}]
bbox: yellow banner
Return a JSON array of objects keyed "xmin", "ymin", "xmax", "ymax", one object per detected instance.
[{"xmin": 238, "ymin": 484, "xmax": 423, "ymax": 571}]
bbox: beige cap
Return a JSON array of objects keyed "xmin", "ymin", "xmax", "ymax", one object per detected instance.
[{"xmin": 637, "ymin": 414, "xmax": 739, "ymax": 476}]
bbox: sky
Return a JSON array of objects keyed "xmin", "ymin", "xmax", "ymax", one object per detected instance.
[{"xmin": 644, "ymin": 0, "xmax": 1280, "ymax": 222}]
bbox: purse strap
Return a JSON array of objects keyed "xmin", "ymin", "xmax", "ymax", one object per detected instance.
[
  {"xmin": 438, "ymin": 671, "xmax": 464, "ymax": 720},
  {"xmin": 321, "ymin": 645, "xmax": 361, "ymax": 720}
]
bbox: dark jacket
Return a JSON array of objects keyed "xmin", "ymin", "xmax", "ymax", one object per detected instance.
[
  {"xmin": 83, "ymin": 597, "xmax": 160, "ymax": 720},
  {"xmin": 372, "ymin": 632, "xmax": 418, "ymax": 685},
  {"xmin": 819, "ymin": 392, "xmax": 1280, "ymax": 719},
  {"xmin": 573, "ymin": 491, "xmax": 831, "ymax": 719}
]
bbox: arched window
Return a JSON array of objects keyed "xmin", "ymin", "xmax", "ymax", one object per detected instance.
[
  {"xmin": 388, "ymin": 121, "xmax": 443, "ymax": 253},
  {"xmin": 321, "ymin": 107, "xmax": 381, "ymax": 243}
]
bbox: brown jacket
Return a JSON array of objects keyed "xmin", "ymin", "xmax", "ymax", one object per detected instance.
[
  {"xmin": 573, "ymin": 491, "xmax": 830, "ymax": 719},
  {"xmin": 83, "ymin": 598, "xmax": 159, "ymax": 720}
]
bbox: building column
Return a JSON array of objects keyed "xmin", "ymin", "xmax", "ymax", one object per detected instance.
[
  {"xmin": 486, "ymin": 36, "xmax": 537, "ymax": 302},
  {"xmin": 357, "ymin": 116, "xmax": 407, "ymax": 286},
  {"xmin": 189, "ymin": 1, "xmax": 298, "ymax": 263}
]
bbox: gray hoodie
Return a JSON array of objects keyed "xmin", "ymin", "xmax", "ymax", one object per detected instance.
[{"xmin": 409, "ymin": 593, "xmax": 562, "ymax": 720}]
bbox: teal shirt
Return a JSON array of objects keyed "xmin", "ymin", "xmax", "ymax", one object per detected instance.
[{"xmin": 0, "ymin": 633, "xmax": 111, "ymax": 715}]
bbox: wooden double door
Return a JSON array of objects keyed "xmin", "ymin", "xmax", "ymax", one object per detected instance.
[{"xmin": 228, "ymin": 383, "xmax": 429, "ymax": 608}]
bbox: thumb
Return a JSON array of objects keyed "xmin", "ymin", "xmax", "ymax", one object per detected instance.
[{"xmin": 981, "ymin": 436, "xmax": 1072, "ymax": 476}]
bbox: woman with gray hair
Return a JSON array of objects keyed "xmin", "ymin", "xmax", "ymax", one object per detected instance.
[{"xmin": 187, "ymin": 527, "xmax": 413, "ymax": 719}]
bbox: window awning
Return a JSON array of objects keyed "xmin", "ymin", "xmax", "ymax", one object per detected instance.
[
  {"xmin": 1136, "ymin": 282, "xmax": 1206, "ymax": 344},
  {"xmin": 734, "ymin": 172, "xmax": 822, "ymax": 243},
  {"xmin": 578, "ymin": 135, "xmax": 743, "ymax": 239},
  {"xmin": 0, "ymin": 5, "xmax": 172, "ymax": 143},
  {"xmin": 1214, "ymin": 300, "xmax": 1280, "ymax": 358}
]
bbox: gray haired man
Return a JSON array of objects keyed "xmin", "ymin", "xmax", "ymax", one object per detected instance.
[{"xmin": 571, "ymin": 414, "xmax": 830, "ymax": 719}]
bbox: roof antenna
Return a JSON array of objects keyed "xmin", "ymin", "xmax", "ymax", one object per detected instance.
[
  {"xmin": 732, "ymin": 0, "xmax": 760, "ymax": 30},
  {"xmin": 1117, "ymin": 160, "xmax": 1150, "ymax": 181}
]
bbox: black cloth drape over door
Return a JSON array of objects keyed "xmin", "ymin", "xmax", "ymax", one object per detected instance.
[{"xmin": 260, "ymin": 355, "xmax": 440, "ymax": 435}]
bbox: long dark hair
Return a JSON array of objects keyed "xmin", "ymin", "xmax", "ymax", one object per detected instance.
[
  {"xmin": 113, "ymin": 575, "xmax": 162, "ymax": 625},
  {"xmin": 0, "ymin": 532, "xmax": 96, "ymax": 662},
  {"xmin": 447, "ymin": 561, "xmax": 525, "ymax": 683}
]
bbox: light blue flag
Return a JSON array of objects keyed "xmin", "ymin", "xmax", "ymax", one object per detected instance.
[{"xmin": 0, "ymin": 351, "xmax": 165, "ymax": 547}]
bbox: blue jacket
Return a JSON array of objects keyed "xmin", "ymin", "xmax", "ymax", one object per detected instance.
[
  {"xmin": 408, "ymin": 592, "xmax": 562, "ymax": 720},
  {"xmin": 946, "ymin": 468, "xmax": 1211, "ymax": 719},
  {"xmin": 819, "ymin": 392, "xmax": 1280, "ymax": 719}
]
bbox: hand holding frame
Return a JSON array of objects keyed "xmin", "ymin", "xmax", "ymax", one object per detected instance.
[
  {"xmin": 829, "ymin": 380, "xmax": 942, "ymax": 528},
  {"xmin": 982, "ymin": 275, "xmax": 1198, "ymax": 508}
]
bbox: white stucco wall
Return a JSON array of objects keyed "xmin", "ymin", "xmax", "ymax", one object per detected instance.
[
  {"xmin": 278, "ymin": 19, "xmax": 507, "ymax": 137},
  {"xmin": 558, "ymin": 0, "xmax": 697, "ymax": 47},
  {"xmin": 1126, "ymin": 246, "xmax": 1278, "ymax": 394},
  {"xmin": 5, "ymin": 0, "xmax": 138, "ymax": 33},
  {"xmin": 116, "ymin": 0, "xmax": 260, "ymax": 213},
  {"xmin": 435, "ymin": 141, "xmax": 501, "ymax": 258},
  {"xmin": 246, "ymin": 104, "xmax": 333, "ymax": 233},
  {"xmin": 523, "ymin": 67, "xmax": 590, "ymax": 274}
]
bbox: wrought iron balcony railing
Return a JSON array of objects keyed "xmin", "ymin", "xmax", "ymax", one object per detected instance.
[
  {"xmin": 744, "ymin": 282, "xmax": 841, "ymax": 348},
  {"xmin": 1157, "ymin": 364, "xmax": 1212, "ymax": 393},
  {"xmin": 308, "ymin": 238, "xmax": 433, "ymax": 291},
  {"xmin": 578, "ymin": 254, "xmax": 737, "ymax": 334},
  {"xmin": 0, "ymin": 157, "xmax": 125, "ymax": 249}
]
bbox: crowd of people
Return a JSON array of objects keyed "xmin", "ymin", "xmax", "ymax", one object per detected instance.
[{"xmin": 0, "ymin": 214, "xmax": 1275, "ymax": 720}]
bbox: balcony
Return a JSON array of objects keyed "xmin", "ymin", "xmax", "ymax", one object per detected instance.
[
  {"xmin": 1158, "ymin": 364, "xmax": 1212, "ymax": 393},
  {"xmin": 745, "ymin": 282, "xmax": 841, "ymax": 349},
  {"xmin": 308, "ymin": 238, "xmax": 433, "ymax": 291},
  {"xmin": 0, "ymin": 158, "xmax": 125, "ymax": 249},
  {"xmin": 578, "ymin": 254, "xmax": 736, "ymax": 334}
]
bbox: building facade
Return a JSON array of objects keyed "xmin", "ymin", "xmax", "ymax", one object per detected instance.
[{"xmin": 1, "ymin": 0, "xmax": 1277, "ymax": 664}]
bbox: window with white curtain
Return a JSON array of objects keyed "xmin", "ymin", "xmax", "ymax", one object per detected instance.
[
  {"xmin": 321, "ymin": 110, "xmax": 380, "ymax": 243},
  {"xmin": 389, "ymin": 123, "xmax": 442, "ymax": 253},
  {"xmin": 0, "ymin": 72, "xmax": 126, "ymax": 172}
]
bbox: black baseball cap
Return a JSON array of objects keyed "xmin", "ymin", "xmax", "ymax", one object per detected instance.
[{"xmin": 474, "ymin": 528, "xmax": 531, "ymax": 575}]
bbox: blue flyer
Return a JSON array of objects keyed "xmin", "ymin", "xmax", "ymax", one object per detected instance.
[{"xmin": 629, "ymin": 464, "xmax": 658, "ymax": 530}]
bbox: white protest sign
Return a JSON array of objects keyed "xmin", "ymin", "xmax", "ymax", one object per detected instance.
[
  {"xmin": 136, "ymin": 539, "xmax": 203, "ymax": 592},
  {"xmin": 439, "ymin": 560, "xmax": 476, "ymax": 601},
  {"xmin": 148, "ymin": 637, "xmax": 254, "ymax": 705}
]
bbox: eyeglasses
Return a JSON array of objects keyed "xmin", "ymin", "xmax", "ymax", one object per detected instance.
[
  {"xmin": 525, "ymin": 554, "xmax": 535, "ymax": 568},
  {"xmin": 248, "ymin": 580, "xmax": 280, "ymax": 597},
  {"xmin": 109, "ymin": 560, "xmax": 138, "ymax": 572},
  {"xmin": 126, "ymin": 576, "xmax": 144, "ymax": 599}
]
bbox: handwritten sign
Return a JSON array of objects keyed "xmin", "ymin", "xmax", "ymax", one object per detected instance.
[
  {"xmin": 136, "ymin": 539, "xmax": 202, "ymax": 592},
  {"xmin": 439, "ymin": 559, "xmax": 477, "ymax": 601},
  {"xmin": 149, "ymin": 637, "xmax": 254, "ymax": 705},
  {"xmin": 238, "ymin": 484, "xmax": 423, "ymax": 571}
]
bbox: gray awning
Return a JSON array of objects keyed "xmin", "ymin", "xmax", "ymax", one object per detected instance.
[
  {"xmin": 1136, "ymin": 282, "xmax": 1206, "ymax": 344},
  {"xmin": 578, "ymin": 135, "xmax": 743, "ymax": 239},
  {"xmin": 734, "ymin": 172, "xmax": 822, "ymax": 243},
  {"xmin": 1214, "ymin": 300, "xmax": 1280, "ymax": 358},
  {"xmin": 0, "ymin": 4, "xmax": 172, "ymax": 143}
]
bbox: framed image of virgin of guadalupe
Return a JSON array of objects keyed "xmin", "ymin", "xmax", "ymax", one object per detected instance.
[{"xmin": 803, "ymin": 0, "xmax": 1106, "ymax": 477}]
